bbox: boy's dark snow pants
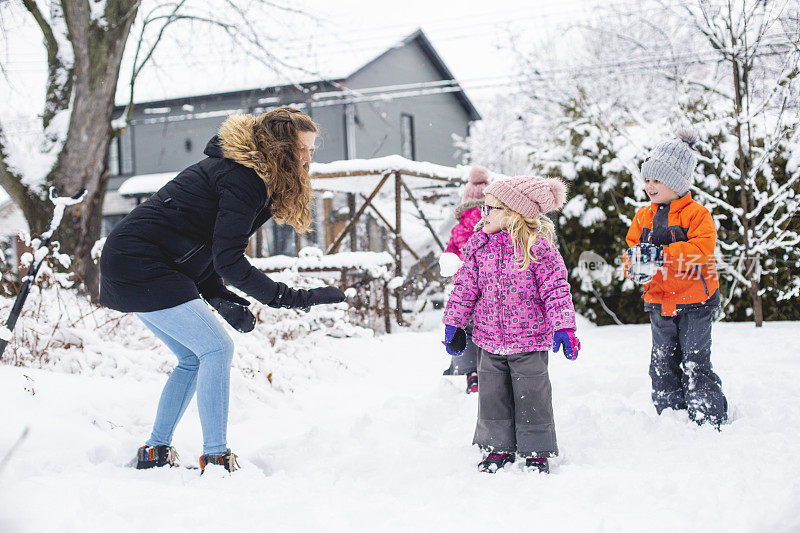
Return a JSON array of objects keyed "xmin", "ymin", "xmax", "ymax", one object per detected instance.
[
  {"xmin": 649, "ymin": 306, "xmax": 728, "ymax": 426},
  {"xmin": 473, "ymin": 349, "xmax": 557, "ymax": 457}
]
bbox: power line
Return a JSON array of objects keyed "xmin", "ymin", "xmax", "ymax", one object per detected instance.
[
  {"xmin": 123, "ymin": 41, "xmax": 796, "ymax": 124},
  {"xmin": 6, "ymin": 39, "xmax": 793, "ymax": 134}
]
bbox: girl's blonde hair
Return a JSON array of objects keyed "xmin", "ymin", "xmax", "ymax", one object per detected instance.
[{"xmin": 487, "ymin": 194, "xmax": 556, "ymax": 271}]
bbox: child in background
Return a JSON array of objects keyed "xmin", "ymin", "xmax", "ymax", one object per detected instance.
[
  {"xmin": 625, "ymin": 129, "xmax": 728, "ymax": 428},
  {"xmin": 441, "ymin": 165, "xmax": 491, "ymax": 393},
  {"xmin": 443, "ymin": 176, "xmax": 580, "ymax": 474}
]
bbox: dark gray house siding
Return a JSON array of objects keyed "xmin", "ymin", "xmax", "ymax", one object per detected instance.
[
  {"xmin": 105, "ymin": 29, "xmax": 480, "ymax": 255},
  {"xmin": 344, "ymin": 33, "xmax": 474, "ymax": 163}
]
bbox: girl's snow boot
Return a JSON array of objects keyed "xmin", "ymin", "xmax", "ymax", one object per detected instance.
[
  {"xmin": 478, "ymin": 452, "xmax": 515, "ymax": 473},
  {"xmin": 525, "ymin": 457, "xmax": 550, "ymax": 474},
  {"xmin": 136, "ymin": 445, "xmax": 180, "ymax": 469},
  {"xmin": 466, "ymin": 372, "xmax": 478, "ymax": 394},
  {"xmin": 199, "ymin": 450, "xmax": 240, "ymax": 473}
]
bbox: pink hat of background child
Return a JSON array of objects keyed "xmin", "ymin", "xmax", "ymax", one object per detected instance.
[
  {"xmin": 462, "ymin": 166, "xmax": 491, "ymax": 202},
  {"xmin": 483, "ymin": 176, "xmax": 568, "ymax": 218}
]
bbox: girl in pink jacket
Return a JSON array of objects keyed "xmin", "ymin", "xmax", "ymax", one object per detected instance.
[
  {"xmin": 443, "ymin": 176, "xmax": 580, "ymax": 474},
  {"xmin": 441, "ymin": 166, "xmax": 490, "ymax": 393}
]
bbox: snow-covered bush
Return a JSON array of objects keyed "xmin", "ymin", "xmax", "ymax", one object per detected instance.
[{"xmin": 0, "ymin": 271, "xmax": 374, "ymax": 392}]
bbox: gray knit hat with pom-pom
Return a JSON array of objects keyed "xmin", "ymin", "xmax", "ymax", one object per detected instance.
[{"xmin": 641, "ymin": 128, "xmax": 699, "ymax": 197}]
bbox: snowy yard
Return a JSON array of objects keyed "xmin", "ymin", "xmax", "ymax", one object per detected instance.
[{"xmin": 1, "ymin": 315, "xmax": 799, "ymax": 532}]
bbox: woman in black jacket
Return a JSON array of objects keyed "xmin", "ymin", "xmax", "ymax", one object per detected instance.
[{"xmin": 100, "ymin": 107, "xmax": 344, "ymax": 473}]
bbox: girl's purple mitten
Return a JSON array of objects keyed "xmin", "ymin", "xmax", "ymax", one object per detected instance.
[
  {"xmin": 553, "ymin": 329, "xmax": 580, "ymax": 360},
  {"xmin": 444, "ymin": 325, "xmax": 467, "ymax": 356}
]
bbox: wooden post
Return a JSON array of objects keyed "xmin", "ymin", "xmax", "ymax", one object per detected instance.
[
  {"xmin": 394, "ymin": 172, "xmax": 403, "ymax": 322},
  {"xmin": 347, "ymin": 193, "xmax": 357, "ymax": 251},
  {"xmin": 323, "ymin": 196, "xmax": 334, "ymax": 249},
  {"xmin": 255, "ymin": 228, "xmax": 263, "ymax": 257},
  {"xmin": 383, "ymin": 282, "xmax": 391, "ymax": 333}
]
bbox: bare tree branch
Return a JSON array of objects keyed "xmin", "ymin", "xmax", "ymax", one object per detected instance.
[{"xmin": 20, "ymin": 0, "xmax": 74, "ymax": 128}]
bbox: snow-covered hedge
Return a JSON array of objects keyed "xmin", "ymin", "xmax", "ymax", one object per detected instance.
[{"xmin": 0, "ymin": 272, "xmax": 373, "ymax": 392}]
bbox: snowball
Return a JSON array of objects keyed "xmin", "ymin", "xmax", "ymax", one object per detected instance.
[
  {"xmin": 438, "ymin": 252, "xmax": 463, "ymax": 277},
  {"xmin": 628, "ymin": 260, "xmax": 660, "ymax": 284},
  {"xmin": 0, "ymin": 326, "xmax": 12, "ymax": 341},
  {"xmin": 344, "ymin": 288, "xmax": 357, "ymax": 298}
]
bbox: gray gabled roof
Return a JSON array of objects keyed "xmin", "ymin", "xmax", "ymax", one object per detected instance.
[
  {"xmin": 115, "ymin": 29, "xmax": 481, "ymax": 122},
  {"xmin": 345, "ymin": 29, "xmax": 481, "ymax": 122}
]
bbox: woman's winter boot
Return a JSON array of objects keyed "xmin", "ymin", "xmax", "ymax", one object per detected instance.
[
  {"xmin": 136, "ymin": 445, "xmax": 180, "ymax": 469},
  {"xmin": 199, "ymin": 450, "xmax": 240, "ymax": 473}
]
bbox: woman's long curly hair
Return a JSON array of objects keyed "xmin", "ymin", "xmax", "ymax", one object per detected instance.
[
  {"xmin": 252, "ymin": 107, "xmax": 317, "ymax": 233},
  {"xmin": 486, "ymin": 193, "xmax": 557, "ymax": 271}
]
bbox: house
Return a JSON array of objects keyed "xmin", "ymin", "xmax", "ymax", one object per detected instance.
[{"xmin": 106, "ymin": 29, "xmax": 481, "ymax": 256}]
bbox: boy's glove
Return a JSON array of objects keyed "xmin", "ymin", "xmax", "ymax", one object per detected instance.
[
  {"xmin": 268, "ymin": 282, "xmax": 346, "ymax": 310},
  {"xmin": 553, "ymin": 329, "xmax": 580, "ymax": 360},
  {"xmin": 206, "ymin": 295, "xmax": 256, "ymax": 333},
  {"xmin": 625, "ymin": 243, "xmax": 663, "ymax": 284},
  {"xmin": 443, "ymin": 325, "xmax": 467, "ymax": 356}
]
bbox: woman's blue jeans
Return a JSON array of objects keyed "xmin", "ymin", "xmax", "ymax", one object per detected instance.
[{"xmin": 137, "ymin": 299, "xmax": 234, "ymax": 456}]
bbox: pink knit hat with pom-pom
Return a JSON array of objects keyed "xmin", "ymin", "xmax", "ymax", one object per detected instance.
[
  {"xmin": 462, "ymin": 165, "xmax": 491, "ymax": 202},
  {"xmin": 483, "ymin": 176, "xmax": 567, "ymax": 218}
]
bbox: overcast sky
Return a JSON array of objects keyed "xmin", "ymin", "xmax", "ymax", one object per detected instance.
[{"xmin": 1, "ymin": 0, "xmax": 602, "ymax": 110}]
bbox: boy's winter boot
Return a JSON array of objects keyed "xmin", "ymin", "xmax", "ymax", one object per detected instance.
[
  {"xmin": 524, "ymin": 457, "xmax": 550, "ymax": 474},
  {"xmin": 478, "ymin": 452, "xmax": 515, "ymax": 473},
  {"xmin": 199, "ymin": 450, "xmax": 240, "ymax": 473},
  {"xmin": 136, "ymin": 445, "xmax": 180, "ymax": 469},
  {"xmin": 466, "ymin": 372, "xmax": 478, "ymax": 394}
]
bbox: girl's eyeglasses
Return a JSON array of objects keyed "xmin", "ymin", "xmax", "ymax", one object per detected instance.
[{"xmin": 480, "ymin": 204, "xmax": 503, "ymax": 217}]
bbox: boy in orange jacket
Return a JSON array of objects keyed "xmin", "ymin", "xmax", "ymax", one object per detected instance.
[{"xmin": 625, "ymin": 129, "xmax": 727, "ymax": 428}]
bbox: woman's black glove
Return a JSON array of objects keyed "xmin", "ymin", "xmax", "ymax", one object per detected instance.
[
  {"xmin": 268, "ymin": 283, "xmax": 346, "ymax": 310},
  {"xmin": 205, "ymin": 293, "xmax": 256, "ymax": 333},
  {"xmin": 216, "ymin": 287, "xmax": 250, "ymax": 307}
]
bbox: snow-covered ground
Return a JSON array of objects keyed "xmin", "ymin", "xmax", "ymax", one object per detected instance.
[{"xmin": 1, "ymin": 314, "xmax": 799, "ymax": 532}]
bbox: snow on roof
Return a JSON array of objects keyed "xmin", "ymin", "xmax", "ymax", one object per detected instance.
[
  {"xmin": 250, "ymin": 248, "xmax": 393, "ymax": 278},
  {"xmin": 312, "ymin": 155, "xmax": 467, "ymax": 179},
  {"xmin": 310, "ymin": 155, "xmax": 469, "ymax": 194},
  {"xmin": 117, "ymin": 172, "xmax": 178, "ymax": 197},
  {"xmin": 118, "ymin": 156, "xmax": 511, "ymax": 197}
]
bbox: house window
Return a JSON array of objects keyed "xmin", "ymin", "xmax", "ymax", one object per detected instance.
[
  {"xmin": 344, "ymin": 104, "xmax": 357, "ymax": 159},
  {"xmin": 263, "ymin": 219, "xmax": 296, "ymax": 256},
  {"xmin": 109, "ymin": 137, "xmax": 121, "ymax": 176},
  {"xmin": 401, "ymin": 113, "xmax": 415, "ymax": 160},
  {"xmin": 102, "ymin": 214, "xmax": 126, "ymax": 237}
]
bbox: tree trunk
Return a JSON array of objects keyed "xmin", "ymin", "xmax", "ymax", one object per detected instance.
[
  {"xmin": 730, "ymin": 48, "xmax": 763, "ymax": 327},
  {"xmin": 46, "ymin": 0, "xmax": 138, "ymax": 298},
  {"xmin": 747, "ymin": 254, "xmax": 764, "ymax": 326}
]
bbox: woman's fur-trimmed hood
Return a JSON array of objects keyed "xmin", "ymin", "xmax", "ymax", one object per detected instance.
[{"xmin": 216, "ymin": 114, "xmax": 270, "ymax": 182}]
